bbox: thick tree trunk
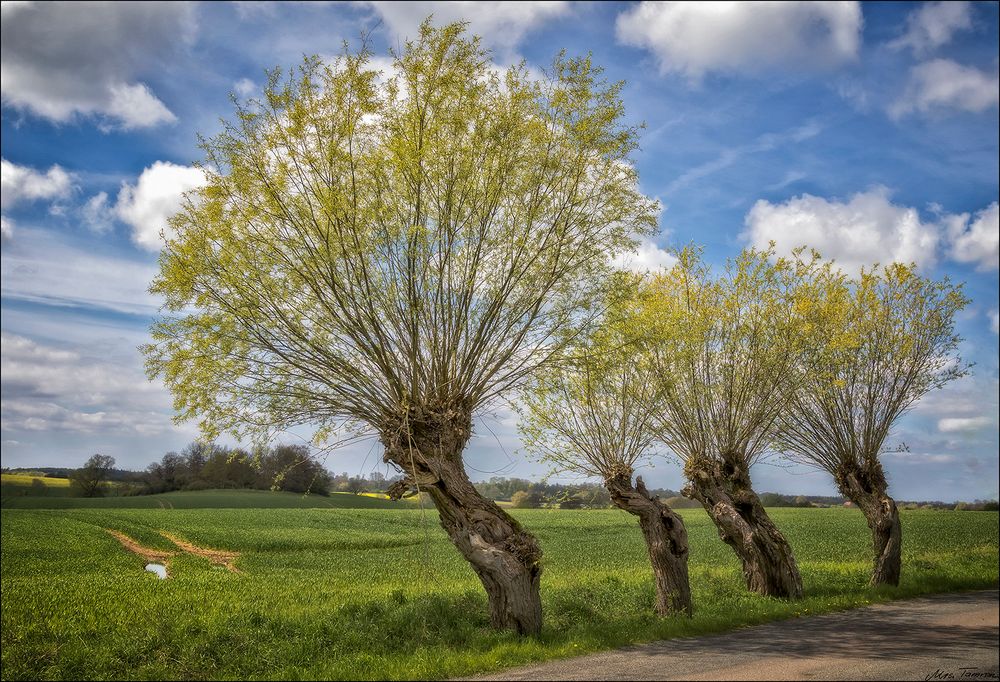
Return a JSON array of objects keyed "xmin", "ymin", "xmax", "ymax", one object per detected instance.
[
  {"xmin": 605, "ymin": 470, "xmax": 692, "ymax": 616},
  {"xmin": 835, "ymin": 460, "xmax": 901, "ymax": 587},
  {"xmin": 382, "ymin": 406, "xmax": 543, "ymax": 635},
  {"xmin": 683, "ymin": 457, "xmax": 803, "ymax": 599}
]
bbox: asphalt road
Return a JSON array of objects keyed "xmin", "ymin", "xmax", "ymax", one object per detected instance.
[{"xmin": 473, "ymin": 589, "xmax": 999, "ymax": 681}]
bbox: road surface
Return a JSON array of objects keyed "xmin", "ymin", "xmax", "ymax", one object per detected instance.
[{"xmin": 473, "ymin": 589, "xmax": 999, "ymax": 681}]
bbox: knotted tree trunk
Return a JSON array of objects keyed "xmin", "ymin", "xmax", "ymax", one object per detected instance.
[
  {"xmin": 383, "ymin": 405, "xmax": 543, "ymax": 635},
  {"xmin": 835, "ymin": 460, "xmax": 901, "ymax": 587},
  {"xmin": 683, "ymin": 457, "xmax": 803, "ymax": 599},
  {"xmin": 605, "ymin": 470, "xmax": 691, "ymax": 616}
]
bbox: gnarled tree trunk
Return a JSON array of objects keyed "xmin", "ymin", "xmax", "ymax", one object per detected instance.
[
  {"xmin": 683, "ymin": 457, "xmax": 803, "ymax": 599},
  {"xmin": 383, "ymin": 406, "xmax": 543, "ymax": 635},
  {"xmin": 835, "ymin": 460, "xmax": 901, "ymax": 587},
  {"xmin": 605, "ymin": 470, "xmax": 691, "ymax": 616}
]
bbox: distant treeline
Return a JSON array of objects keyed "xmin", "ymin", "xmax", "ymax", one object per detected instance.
[{"xmin": 3, "ymin": 461, "xmax": 997, "ymax": 510}]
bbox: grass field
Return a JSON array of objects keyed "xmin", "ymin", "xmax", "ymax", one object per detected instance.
[{"xmin": 1, "ymin": 493, "xmax": 996, "ymax": 680}]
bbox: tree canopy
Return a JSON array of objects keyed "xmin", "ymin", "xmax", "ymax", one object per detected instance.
[
  {"xmin": 775, "ymin": 261, "xmax": 969, "ymax": 479},
  {"xmin": 142, "ymin": 21, "xmax": 659, "ymax": 450}
]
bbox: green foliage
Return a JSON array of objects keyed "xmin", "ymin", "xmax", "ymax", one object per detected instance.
[
  {"xmin": 2, "ymin": 506, "xmax": 996, "ymax": 680},
  {"xmin": 776, "ymin": 259, "xmax": 969, "ymax": 479},
  {"xmin": 142, "ymin": 21, "xmax": 658, "ymax": 447},
  {"xmin": 69, "ymin": 454, "xmax": 115, "ymax": 498},
  {"xmin": 636, "ymin": 246, "xmax": 815, "ymax": 470},
  {"xmin": 518, "ymin": 271, "xmax": 665, "ymax": 483}
]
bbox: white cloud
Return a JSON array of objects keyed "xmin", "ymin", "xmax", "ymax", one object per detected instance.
[
  {"xmin": 114, "ymin": 161, "xmax": 208, "ymax": 251},
  {"xmin": 81, "ymin": 192, "xmax": 114, "ymax": 234},
  {"xmin": 233, "ymin": 78, "xmax": 258, "ymax": 98},
  {"xmin": 891, "ymin": 59, "xmax": 999, "ymax": 119},
  {"xmin": 888, "ymin": 1, "xmax": 972, "ymax": 55},
  {"xmin": 365, "ymin": 1, "xmax": 569, "ymax": 56},
  {"xmin": 947, "ymin": 202, "xmax": 999, "ymax": 271},
  {"xmin": 0, "ymin": 228, "xmax": 160, "ymax": 315},
  {"xmin": 0, "ymin": 332, "xmax": 175, "ymax": 437},
  {"xmin": 102, "ymin": 83, "xmax": 177, "ymax": 131},
  {"xmin": 0, "ymin": 2, "xmax": 193, "ymax": 129},
  {"xmin": 1, "ymin": 159, "xmax": 74, "ymax": 209},
  {"xmin": 743, "ymin": 187, "xmax": 940, "ymax": 274},
  {"xmin": 0, "ymin": 215, "xmax": 13, "ymax": 241},
  {"xmin": 938, "ymin": 416, "xmax": 994, "ymax": 433},
  {"xmin": 615, "ymin": 1, "xmax": 861, "ymax": 78},
  {"xmin": 613, "ymin": 239, "xmax": 678, "ymax": 273},
  {"xmin": 990, "ymin": 310, "xmax": 999, "ymax": 335}
]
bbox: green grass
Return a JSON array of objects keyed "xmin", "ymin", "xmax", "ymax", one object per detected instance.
[
  {"xmin": 0, "ymin": 489, "xmax": 412, "ymax": 510},
  {"xmin": 1, "ymin": 503, "xmax": 996, "ymax": 680}
]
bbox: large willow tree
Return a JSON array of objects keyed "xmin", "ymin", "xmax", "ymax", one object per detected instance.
[
  {"xmin": 519, "ymin": 277, "xmax": 691, "ymax": 616},
  {"xmin": 775, "ymin": 261, "xmax": 968, "ymax": 586},
  {"xmin": 142, "ymin": 22, "xmax": 658, "ymax": 634},
  {"xmin": 638, "ymin": 247, "xmax": 808, "ymax": 599}
]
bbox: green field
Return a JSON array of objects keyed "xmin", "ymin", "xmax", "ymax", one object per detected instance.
[{"xmin": 1, "ymin": 493, "xmax": 996, "ymax": 680}]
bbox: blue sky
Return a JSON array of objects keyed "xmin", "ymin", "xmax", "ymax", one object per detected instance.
[{"xmin": 1, "ymin": 1, "xmax": 997, "ymax": 502}]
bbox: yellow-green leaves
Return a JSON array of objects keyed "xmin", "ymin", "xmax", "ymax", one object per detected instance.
[
  {"xmin": 517, "ymin": 279, "xmax": 664, "ymax": 480},
  {"xmin": 776, "ymin": 259, "xmax": 969, "ymax": 475},
  {"xmin": 637, "ymin": 246, "xmax": 808, "ymax": 467},
  {"xmin": 143, "ymin": 20, "xmax": 659, "ymax": 446}
]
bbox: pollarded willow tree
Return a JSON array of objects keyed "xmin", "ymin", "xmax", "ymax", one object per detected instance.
[
  {"xmin": 637, "ymin": 246, "xmax": 810, "ymax": 599},
  {"xmin": 774, "ymin": 260, "xmax": 968, "ymax": 586},
  {"xmin": 142, "ymin": 22, "xmax": 659, "ymax": 634},
  {"xmin": 518, "ymin": 276, "xmax": 691, "ymax": 616}
]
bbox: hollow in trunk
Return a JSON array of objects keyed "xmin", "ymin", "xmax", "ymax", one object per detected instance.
[
  {"xmin": 383, "ymin": 405, "xmax": 543, "ymax": 635},
  {"xmin": 683, "ymin": 457, "xmax": 803, "ymax": 599},
  {"xmin": 605, "ymin": 470, "xmax": 692, "ymax": 616},
  {"xmin": 835, "ymin": 460, "xmax": 901, "ymax": 587}
]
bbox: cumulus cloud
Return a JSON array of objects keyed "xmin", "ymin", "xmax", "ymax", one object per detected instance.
[
  {"xmin": 612, "ymin": 239, "xmax": 678, "ymax": 273},
  {"xmin": 0, "ymin": 2, "xmax": 193, "ymax": 129},
  {"xmin": 946, "ymin": 202, "xmax": 999, "ymax": 271},
  {"xmin": 365, "ymin": 1, "xmax": 569, "ymax": 56},
  {"xmin": 890, "ymin": 59, "xmax": 999, "ymax": 119},
  {"xmin": 615, "ymin": 1, "xmax": 862, "ymax": 78},
  {"xmin": 114, "ymin": 161, "xmax": 208, "ymax": 251},
  {"xmin": 1, "ymin": 159, "xmax": 74, "ymax": 209},
  {"xmin": 743, "ymin": 187, "xmax": 940, "ymax": 274},
  {"xmin": 0, "ymin": 215, "xmax": 12, "ymax": 241},
  {"xmin": 888, "ymin": 1, "xmax": 972, "ymax": 55}
]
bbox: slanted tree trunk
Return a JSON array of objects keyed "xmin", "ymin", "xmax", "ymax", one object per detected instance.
[
  {"xmin": 835, "ymin": 460, "xmax": 901, "ymax": 587},
  {"xmin": 383, "ymin": 406, "xmax": 543, "ymax": 635},
  {"xmin": 605, "ymin": 470, "xmax": 691, "ymax": 616},
  {"xmin": 683, "ymin": 457, "xmax": 803, "ymax": 599}
]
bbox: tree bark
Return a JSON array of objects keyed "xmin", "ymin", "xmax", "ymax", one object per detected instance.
[
  {"xmin": 383, "ymin": 405, "xmax": 543, "ymax": 635},
  {"xmin": 683, "ymin": 458, "xmax": 803, "ymax": 599},
  {"xmin": 835, "ymin": 460, "xmax": 901, "ymax": 587},
  {"xmin": 605, "ymin": 470, "xmax": 692, "ymax": 616}
]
